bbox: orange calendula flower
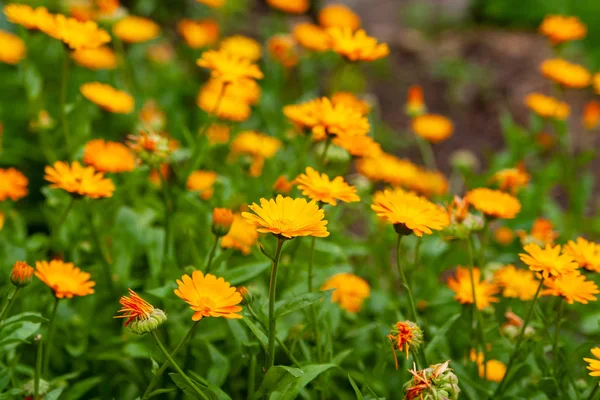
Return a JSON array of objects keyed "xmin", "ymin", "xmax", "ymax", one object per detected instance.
[
  {"xmin": 177, "ymin": 19, "xmax": 219, "ymax": 49},
  {"xmin": 584, "ymin": 348, "xmax": 600, "ymax": 377},
  {"xmin": 540, "ymin": 58, "xmax": 591, "ymax": 88},
  {"xmin": 524, "ymin": 93, "xmax": 570, "ymax": 120},
  {"xmin": 294, "ymin": 167, "xmax": 360, "ymax": 206},
  {"xmin": 220, "ymin": 35, "xmax": 262, "ymax": 61},
  {"xmin": 411, "ymin": 168, "xmax": 449, "ymax": 197},
  {"xmin": 412, "ymin": 114, "xmax": 454, "ymax": 143},
  {"xmin": 494, "ymin": 264, "xmax": 539, "ymax": 301},
  {"xmin": 491, "ymin": 165, "xmax": 530, "ymax": 194},
  {"xmin": 80, "ymin": 82, "xmax": 134, "ymax": 114},
  {"xmin": 333, "ymin": 134, "xmax": 382, "ymax": 158},
  {"xmin": 186, "ymin": 170, "xmax": 217, "ymax": 200},
  {"xmin": 196, "ymin": 0, "xmax": 225, "ymax": 7},
  {"xmin": 242, "ymin": 195, "xmax": 329, "ymax": 239},
  {"xmin": 321, "ymin": 273, "xmax": 370, "ymax": 313},
  {"xmin": 230, "ymin": 131, "xmax": 282, "ymax": 160},
  {"xmin": 539, "ymin": 15, "xmax": 586, "ymax": 45},
  {"xmin": 470, "ymin": 351, "xmax": 506, "ymax": 382},
  {"xmin": 44, "ymin": 161, "xmax": 115, "ymax": 199},
  {"xmin": 356, "ymin": 153, "xmax": 419, "ymax": 187},
  {"xmin": 197, "ymin": 49, "xmax": 263, "ymax": 85},
  {"xmin": 465, "ymin": 188, "xmax": 521, "ymax": 219},
  {"xmin": 273, "ymin": 176, "xmax": 293, "ymax": 194},
  {"xmin": 0, "ymin": 30, "xmax": 26, "ymax": 65},
  {"xmin": 371, "ymin": 188, "xmax": 450, "ymax": 237},
  {"xmin": 40, "ymin": 14, "xmax": 112, "ymax": 50},
  {"xmin": 174, "ymin": 271, "xmax": 243, "ymax": 321},
  {"xmin": 327, "ymin": 27, "xmax": 389, "ymax": 62},
  {"xmin": 83, "ymin": 139, "xmax": 136, "ymax": 173},
  {"xmin": 543, "ymin": 272, "xmax": 599, "ymax": 304},
  {"xmin": 10, "ymin": 261, "xmax": 34, "ymax": 288},
  {"xmin": 115, "ymin": 289, "xmax": 166, "ymax": 334},
  {"xmin": 319, "ymin": 4, "xmax": 361, "ymax": 31},
  {"xmin": 518, "ymin": 217, "xmax": 559, "ymax": 246},
  {"xmin": 331, "ymin": 92, "xmax": 370, "ymax": 115},
  {"xmin": 563, "ymin": 237, "xmax": 600, "ymax": 272},
  {"xmin": 212, "ymin": 208, "xmax": 234, "ymax": 236},
  {"xmin": 204, "ymin": 124, "xmax": 230, "ymax": 145},
  {"xmin": 71, "ymin": 46, "xmax": 117, "ymax": 70},
  {"xmin": 268, "ymin": 34, "xmax": 299, "ymax": 68},
  {"xmin": 583, "ymin": 101, "xmax": 600, "ymax": 130},
  {"xmin": 3, "ymin": 4, "xmax": 53, "ymax": 30},
  {"xmin": 0, "ymin": 168, "xmax": 29, "ymax": 201},
  {"xmin": 197, "ymin": 85, "xmax": 252, "ymax": 122},
  {"xmin": 519, "ymin": 243, "xmax": 578, "ymax": 279},
  {"xmin": 113, "ymin": 16, "xmax": 160, "ymax": 43},
  {"xmin": 266, "ymin": 0, "xmax": 309, "ymax": 14},
  {"xmin": 35, "ymin": 260, "xmax": 95, "ymax": 298},
  {"xmin": 387, "ymin": 321, "xmax": 423, "ymax": 369},
  {"xmin": 202, "ymin": 77, "xmax": 262, "ymax": 107},
  {"xmin": 447, "ymin": 267, "xmax": 499, "ymax": 310},
  {"xmin": 221, "ymin": 213, "xmax": 259, "ymax": 254},
  {"xmin": 293, "ymin": 23, "xmax": 331, "ymax": 52},
  {"xmin": 494, "ymin": 226, "xmax": 514, "ymax": 245},
  {"xmin": 406, "ymin": 85, "xmax": 426, "ymax": 117}
]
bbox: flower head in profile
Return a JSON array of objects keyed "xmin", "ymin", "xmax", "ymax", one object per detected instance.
[
  {"xmin": 230, "ymin": 131, "xmax": 282, "ymax": 160},
  {"xmin": 294, "ymin": 167, "xmax": 360, "ymax": 206},
  {"xmin": 525, "ymin": 93, "xmax": 570, "ymax": 120},
  {"xmin": 186, "ymin": 170, "xmax": 217, "ymax": 200},
  {"xmin": 494, "ymin": 264, "xmax": 539, "ymax": 301},
  {"xmin": 327, "ymin": 27, "xmax": 389, "ymax": 62},
  {"xmin": 83, "ymin": 139, "xmax": 136, "ymax": 173},
  {"xmin": 539, "ymin": 15, "xmax": 586, "ymax": 45},
  {"xmin": 411, "ymin": 168, "xmax": 449, "ymax": 197},
  {"xmin": 470, "ymin": 351, "xmax": 506, "ymax": 382},
  {"xmin": 406, "ymin": 85, "xmax": 426, "ymax": 117},
  {"xmin": 404, "ymin": 361, "xmax": 460, "ymax": 400},
  {"xmin": 321, "ymin": 273, "xmax": 370, "ymax": 312},
  {"xmin": 197, "ymin": 49, "xmax": 263, "ymax": 85},
  {"xmin": 44, "ymin": 161, "xmax": 115, "ymax": 199},
  {"xmin": 356, "ymin": 153, "xmax": 419, "ymax": 186},
  {"xmin": 412, "ymin": 114, "xmax": 453, "ymax": 143},
  {"xmin": 582, "ymin": 100, "xmax": 600, "ymax": 130},
  {"xmin": 40, "ymin": 14, "xmax": 111, "ymax": 50},
  {"xmin": 444, "ymin": 196, "xmax": 484, "ymax": 240},
  {"xmin": 0, "ymin": 30, "xmax": 26, "ymax": 65},
  {"xmin": 212, "ymin": 208, "xmax": 234, "ymax": 236},
  {"xmin": 543, "ymin": 272, "xmax": 598, "ymax": 304},
  {"xmin": 197, "ymin": 82, "xmax": 252, "ymax": 122},
  {"xmin": 113, "ymin": 16, "xmax": 160, "ymax": 43},
  {"xmin": 221, "ymin": 213, "xmax": 259, "ymax": 254},
  {"xmin": 35, "ymin": 260, "xmax": 95, "ymax": 298},
  {"xmin": 273, "ymin": 176, "xmax": 293, "ymax": 194},
  {"xmin": 71, "ymin": 46, "xmax": 116, "ymax": 70},
  {"xmin": 220, "ymin": 35, "xmax": 262, "ymax": 61},
  {"xmin": 268, "ymin": 34, "xmax": 299, "ymax": 68},
  {"xmin": 447, "ymin": 267, "xmax": 499, "ymax": 310},
  {"xmin": 371, "ymin": 188, "xmax": 450, "ymax": 237},
  {"xmin": 266, "ymin": 0, "xmax": 309, "ymax": 14},
  {"xmin": 174, "ymin": 271, "xmax": 243, "ymax": 321},
  {"xmin": 204, "ymin": 124, "xmax": 230, "ymax": 145},
  {"xmin": 387, "ymin": 321, "xmax": 423, "ymax": 368},
  {"xmin": 242, "ymin": 195, "xmax": 329, "ymax": 239},
  {"xmin": 465, "ymin": 188, "xmax": 521, "ymax": 219},
  {"xmin": 333, "ymin": 134, "xmax": 382, "ymax": 158},
  {"xmin": 319, "ymin": 4, "xmax": 361, "ymax": 31},
  {"xmin": 540, "ymin": 58, "xmax": 591, "ymax": 88},
  {"xmin": 293, "ymin": 23, "xmax": 331, "ymax": 52},
  {"xmin": 331, "ymin": 92, "xmax": 370, "ymax": 115},
  {"xmin": 518, "ymin": 217, "xmax": 559, "ymax": 246},
  {"xmin": 115, "ymin": 289, "xmax": 167, "ymax": 335},
  {"xmin": 3, "ymin": 4, "xmax": 53, "ymax": 30},
  {"xmin": 491, "ymin": 164, "xmax": 530, "ymax": 194},
  {"xmin": 0, "ymin": 168, "xmax": 28, "ymax": 201},
  {"xmin": 495, "ymin": 226, "xmax": 514, "ymax": 245},
  {"xmin": 177, "ymin": 19, "xmax": 219, "ymax": 49},
  {"xmin": 519, "ymin": 243, "xmax": 578, "ymax": 279},
  {"xmin": 584, "ymin": 348, "xmax": 600, "ymax": 377},
  {"xmin": 81, "ymin": 82, "xmax": 134, "ymax": 114},
  {"xmin": 563, "ymin": 237, "xmax": 600, "ymax": 272},
  {"xmin": 10, "ymin": 261, "xmax": 34, "ymax": 288},
  {"xmin": 307, "ymin": 97, "xmax": 370, "ymax": 140}
]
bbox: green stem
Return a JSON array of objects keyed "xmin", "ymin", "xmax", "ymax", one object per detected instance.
[
  {"xmin": 587, "ymin": 383, "xmax": 600, "ymax": 400},
  {"xmin": 307, "ymin": 236, "xmax": 323, "ymax": 361},
  {"xmin": 320, "ymin": 137, "xmax": 332, "ymax": 167},
  {"xmin": 0, "ymin": 287, "xmax": 19, "ymax": 324},
  {"xmin": 466, "ymin": 236, "xmax": 487, "ymax": 384},
  {"xmin": 43, "ymin": 297, "xmax": 60, "ymax": 376},
  {"xmin": 205, "ymin": 235, "xmax": 220, "ymax": 273},
  {"xmin": 552, "ymin": 299, "xmax": 564, "ymax": 375},
  {"xmin": 247, "ymin": 305, "xmax": 301, "ymax": 366},
  {"xmin": 247, "ymin": 353, "xmax": 256, "ymax": 400},
  {"xmin": 308, "ymin": 236, "xmax": 316, "ymax": 292},
  {"xmin": 34, "ymin": 335, "xmax": 42, "ymax": 400},
  {"xmin": 60, "ymin": 48, "xmax": 70, "ymax": 155},
  {"xmin": 142, "ymin": 323, "xmax": 199, "ymax": 400},
  {"xmin": 86, "ymin": 204, "xmax": 114, "ymax": 294},
  {"xmin": 157, "ymin": 166, "xmax": 173, "ymax": 267},
  {"xmin": 150, "ymin": 331, "xmax": 208, "ymax": 400},
  {"xmin": 396, "ymin": 235, "xmax": 418, "ymax": 323},
  {"xmin": 478, "ymin": 220, "xmax": 490, "ymax": 268},
  {"xmin": 415, "ymin": 136, "xmax": 437, "ymax": 170},
  {"xmin": 267, "ymin": 237, "xmax": 285, "ymax": 369},
  {"xmin": 50, "ymin": 196, "xmax": 75, "ymax": 251}
]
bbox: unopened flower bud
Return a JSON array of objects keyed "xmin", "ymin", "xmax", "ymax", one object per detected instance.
[
  {"xmin": 116, "ymin": 289, "xmax": 167, "ymax": 335},
  {"xmin": 404, "ymin": 360, "xmax": 460, "ymax": 400},
  {"xmin": 10, "ymin": 261, "xmax": 34, "ymax": 288},
  {"xmin": 129, "ymin": 308, "xmax": 167, "ymax": 335},
  {"xmin": 273, "ymin": 176, "xmax": 292, "ymax": 194},
  {"xmin": 237, "ymin": 286, "xmax": 252, "ymax": 305},
  {"xmin": 405, "ymin": 85, "xmax": 426, "ymax": 117},
  {"xmin": 212, "ymin": 208, "xmax": 234, "ymax": 237}
]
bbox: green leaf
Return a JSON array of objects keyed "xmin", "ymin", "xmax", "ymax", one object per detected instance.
[
  {"xmin": 44, "ymin": 387, "xmax": 65, "ymax": 400},
  {"xmin": 206, "ymin": 342, "xmax": 230, "ymax": 387},
  {"xmin": 22, "ymin": 62, "xmax": 43, "ymax": 101},
  {"xmin": 151, "ymin": 358, "xmax": 159, "ymax": 375},
  {"xmin": 169, "ymin": 373, "xmax": 219, "ymax": 400},
  {"xmin": 256, "ymin": 364, "xmax": 336, "ymax": 400},
  {"xmin": 189, "ymin": 371, "xmax": 233, "ymax": 400},
  {"xmin": 347, "ymin": 374, "xmax": 364, "ymax": 400},
  {"xmin": 242, "ymin": 318, "xmax": 268, "ymax": 351},
  {"xmin": 61, "ymin": 376, "xmax": 103, "ymax": 400},
  {"xmin": 424, "ymin": 313, "xmax": 461, "ymax": 359},
  {"xmin": 0, "ymin": 321, "xmax": 41, "ymax": 349},
  {"xmin": 221, "ymin": 261, "xmax": 270, "ymax": 285},
  {"xmin": 275, "ymin": 291, "xmax": 330, "ymax": 319},
  {"xmin": 1, "ymin": 312, "xmax": 47, "ymax": 327}
]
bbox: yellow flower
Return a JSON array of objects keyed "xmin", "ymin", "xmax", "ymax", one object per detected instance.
[
  {"xmin": 83, "ymin": 139, "xmax": 136, "ymax": 173},
  {"xmin": 308, "ymin": 97, "xmax": 371, "ymax": 139},
  {"xmin": 283, "ymin": 98, "xmax": 322, "ymax": 131},
  {"xmin": 491, "ymin": 165, "xmax": 530, "ymax": 194},
  {"xmin": 186, "ymin": 170, "xmax": 217, "ymax": 200},
  {"xmin": 35, "ymin": 260, "xmax": 95, "ymax": 299},
  {"xmin": 202, "ymin": 78, "xmax": 261, "ymax": 105},
  {"xmin": 197, "ymin": 49, "xmax": 263, "ymax": 85},
  {"xmin": 293, "ymin": 23, "xmax": 331, "ymax": 52},
  {"xmin": 242, "ymin": 195, "xmax": 329, "ymax": 239},
  {"xmin": 543, "ymin": 272, "xmax": 599, "ymax": 304},
  {"xmin": 0, "ymin": 30, "xmax": 26, "ymax": 65},
  {"xmin": 196, "ymin": 0, "xmax": 225, "ymax": 8},
  {"xmin": 519, "ymin": 243, "xmax": 578, "ymax": 279},
  {"xmin": 525, "ymin": 93, "xmax": 570, "ymax": 120},
  {"xmin": 221, "ymin": 213, "xmax": 259, "ymax": 254},
  {"xmin": 465, "ymin": 188, "xmax": 521, "ymax": 219},
  {"xmin": 539, "ymin": 15, "xmax": 586, "ymax": 45},
  {"xmin": 113, "ymin": 16, "xmax": 160, "ymax": 43},
  {"xmin": 412, "ymin": 114, "xmax": 453, "ymax": 143},
  {"xmin": 220, "ymin": 35, "xmax": 262, "ymax": 61},
  {"xmin": 0, "ymin": 168, "xmax": 29, "ymax": 201},
  {"xmin": 177, "ymin": 19, "xmax": 219, "ymax": 49},
  {"xmin": 266, "ymin": 0, "xmax": 309, "ymax": 14},
  {"xmin": 40, "ymin": 14, "xmax": 111, "ymax": 50},
  {"xmin": 410, "ymin": 168, "xmax": 449, "ymax": 197},
  {"xmin": 44, "ymin": 161, "xmax": 115, "ymax": 199},
  {"xmin": 10, "ymin": 261, "xmax": 34, "ymax": 288},
  {"xmin": 494, "ymin": 265, "xmax": 539, "ymax": 301},
  {"xmin": 80, "ymin": 82, "xmax": 134, "ymax": 114},
  {"xmin": 494, "ymin": 226, "xmax": 514, "ymax": 245},
  {"xmin": 563, "ymin": 237, "xmax": 600, "ymax": 272},
  {"xmin": 71, "ymin": 46, "xmax": 117, "ymax": 70},
  {"xmin": 406, "ymin": 85, "xmax": 426, "ymax": 117},
  {"xmin": 331, "ymin": 92, "xmax": 370, "ymax": 115},
  {"xmin": 371, "ymin": 188, "xmax": 450, "ymax": 236},
  {"xmin": 333, "ymin": 134, "xmax": 382, "ymax": 158},
  {"xmin": 540, "ymin": 58, "xmax": 591, "ymax": 88},
  {"xmin": 321, "ymin": 273, "xmax": 370, "ymax": 312},
  {"xmin": 175, "ymin": 271, "xmax": 243, "ymax": 321},
  {"xmin": 470, "ymin": 351, "xmax": 506, "ymax": 382},
  {"xmin": 3, "ymin": 4, "xmax": 53, "ymax": 30},
  {"xmin": 356, "ymin": 153, "xmax": 419, "ymax": 186},
  {"xmin": 197, "ymin": 83, "xmax": 252, "ymax": 122},
  {"xmin": 268, "ymin": 34, "xmax": 299, "ymax": 68},
  {"xmin": 319, "ymin": 4, "xmax": 361, "ymax": 31},
  {"xmin": 204, "ymin": 124, "xmax": 230, "ymax": 145},
  {"xmin": 273, "ymin": 176, "xmax": 293, "ymax": 194},
  {"xmin": 584, "ymin": 348, "xmax": 600, "ymax": 377},
  {"xmin": 294, "ymin": 166, "xmax": 360, "ymax": 206},
  {"xmin": 327, "ymin": 27, "xmax": 389, "ymax": 62},
  {"xmin": 230, "ymin": 130, "xmax": 282, "ymax": 161},
  {"xmin": 518, "ymin": 217, "xmax": 559, "ymax": 246},
  {"xmin": 447, "ymin": 267, "xmax": 499, "ymax": 310},
  {"xmin": 583, "ymin": 101, "xmax": 600, "ymax": 130}
]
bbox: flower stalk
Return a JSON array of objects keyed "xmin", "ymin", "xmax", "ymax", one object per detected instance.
[
  {"xmin": 0, "ymin": 287, "xmax": 19, "ymax": 324},
  {"xmin": 43, "ymin": 297, "xmax": 60, "ymax": 376},
  {"xmin": 34, "ymin": 335, "xmax": 42, "ymax": 400},
  {"xmin": 396, "ymin": 235, "xmax": 418, "ymax": 324},
  {"xmin": 267, "ymin": 237, "xmax": 285, "ymax": 369}
]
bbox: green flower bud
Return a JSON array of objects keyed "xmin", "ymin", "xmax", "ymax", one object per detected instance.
[{"xmin": 129, "ymin": 309, "xmax": 167, "ymax": 335}]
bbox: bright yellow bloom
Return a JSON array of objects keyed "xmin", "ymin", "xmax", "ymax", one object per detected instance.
[
  {"xmin": 465, "ymin": 188, "xmax": 521, "ymax": 219},
  {"xmin": 583, "ymin": 101, "xmax": 600, "ymax": 130},
  {"xmin": 470, "ymin": 351, "xmax": 506, "ymax": 382},
  {"xmin": 293, "ymin": 23, "xmax": 331, "ymax": 52},
  {"xmin": 543, "ymin": 272, "xmax": 599, "ymax": 304},
  {"xmin": 584, "ymin": 348, "xmax": 600, "ymax": 377},
  {"xmin": 371, "ymin": 188, "xmax": 450, "ymax": 236},
  {"xmin": 319, "ymin": 4, "xmax": 361, "ymax": 31},
  {"xmin": 0, "ymin": 168, "xmax": 28, "ymax": 201},
  {"xmin": 83, "ymin": 139, "xmax": 136, "ymax": 173},
  {"xmin": 268, "ymin": 34, "xmax": 298, "ymax": 68},
  {"xmin": 197, "ymin": 49, "xmax": 263, "ymax": 85},
  {"xmin": 447, "ymin": 267, "xmax": 499, "ymax": 310},
  {"xmin": 406, "ymin": 85, "xmax": 426, "ymax": 117},
  {"xmin": 333, "ymin": 134, "xmax": 382, "ymax": 158},
  {"xmin": 80, "ymin": 82, "xmax": 134, "ymax": 114},
  {"xmin": 494, "ymin": 265, "xmax": 539, "ymax": 301},
  {"xmin": 0, "ymin": 30, "xmax": 26, "ymax": 65},
  {"xmin": 266, "ymin": 0, "xmax": 309, "ymax": 14},
  {"xmin": 196, "ymin": 0, "xmax": 225, "ymax": 7},
  {"xmin": 540, "ymin": 58, "xmax": 591, "ymax": 88},
  {"xmin": 519, "ymin": 243, "xmax": 578, "ymax": 279},
  {"xmin": 175, "ymin": 271, "xmax": 243, "ymax": 321},
  {"xmin": 44, "ymin": 161, "xmax": 115, "ymax": 199},
  {"xmin": 539, "ymin": 15, "xmax": 586, "ymax": 45},
  {"xmin": 563, "ymin": 237, "xmax": 600, "ymax": 272},
  {"xmin": 3, "ymin": 4, "xmax": 53, "ymax": 30},
  {"xmin": 242, "ymin": 195, "xmax": 329, "ymax": 239},
  {"xmin": 525, "ymin": 93, "xmax": 570, "ymax": 120},
  {"xmin": 40, "ymin": 14, "xmax": 111, "ymax": 50},
  {"xmin": 491, "ymin": 165, "xmax": 530, "ymax": 194},
  {"xmin": 331, "ymin": 92, "xmax": 370, "ymax": 115},
  {"xmin": 221, "ymin": 214, "xmax": 259, "ymax": 254},
  {"xmin": 71, "ymin": 46, "xmax": 117, "ymax": 70},
  {"xmin": 35, "ymin": 260, "xmax": 95, "ymax": 298},
  {"xmin": 177, "ymin": 19, "xmax": 219, "ymax": 49},
  {"xmin": 197, "ymin": 82, "xmax": 252, "ymax": 122},
  {"xmin": 283, "ymin": 98, "xmax": 322, "ymax": 131},
  {"xmin": 273, "ymin": 176, "xmax": 293, "ymax": 194},
  {"xmin": 186, "ymin": 170, "xmax": 217, "ymax": 200},
  {"xmin": 294, "ymin": 166, "xmax": 360, "ymax": 206},
  {"xmin": 10, "ymin": 261, "xmax": 34, "ymax": 287},
  {"xmin": 230, "ymin": 131, "xmax": 281, "ymax": 159},
  {"xmin": 204, "ymin": 124, "xmax": 230, "ymax": 145},
  {"xmin": 113, "ymin": 16, "xmax": 160, "ymax": 43},
  {"xmin": 327, "ymin": 27, "xmax": 389, "ymax": 62},
  {"xmin": 203, "ymin": 78, "xmax": 261, "ymax": 105},
  {"xmin": 412, "ymin": 114, "xmax": 453, "ymax": 143},
  {"xmin": 356, "ymin": 153, "xmax": 419, "ymax": 186},
  {"xmin": 220, "ymin": 35, "xmax": 262, "ymax": 61},
  {"xmin": 321, "ymin": 273, "xmax": 370, "ymax": 312},
  {"xmin": 410, "ymin": 168, "xmax": 449, "ymax": 197}
]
